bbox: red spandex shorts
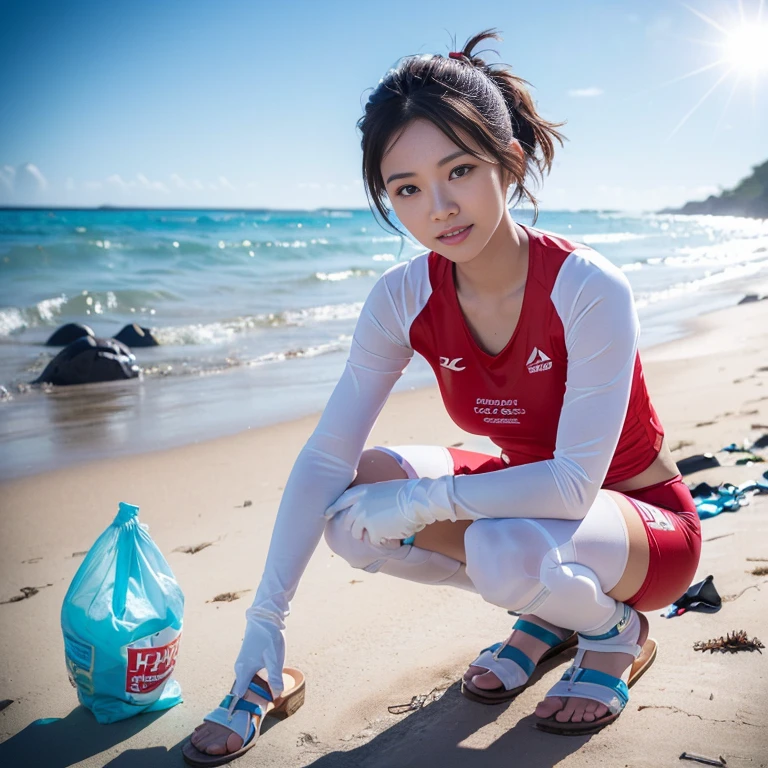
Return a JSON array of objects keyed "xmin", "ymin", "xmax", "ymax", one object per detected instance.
[{"xmin": 447, "ymin": 447, "xmax": 702, "ymax": 613}]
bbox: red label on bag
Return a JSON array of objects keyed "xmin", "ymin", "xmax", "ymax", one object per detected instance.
[{"xmin": 126, "ymin": 633, "xmax": 181, "ymax": 694}]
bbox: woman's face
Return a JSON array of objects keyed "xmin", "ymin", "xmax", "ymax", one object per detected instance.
[{"xmin": 380, "ymin": 118, "xmax": 513, "ymax": 263}]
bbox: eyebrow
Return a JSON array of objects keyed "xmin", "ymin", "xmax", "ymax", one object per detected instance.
[{"xmin": 385, "ymin": 150, "xmax": 470, "ymax": 185}]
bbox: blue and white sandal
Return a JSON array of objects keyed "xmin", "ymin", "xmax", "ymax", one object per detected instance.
[
  {"xmin": 182, "ymin": 669, "xmax": 305, "ymax": 766},
  {"xmin": 461, "ymin": 618, "xmax": 577, "ymax": 704},
  {"xmin": 535, "ymin": 608, "xmax": 657, "ymax": 735}
]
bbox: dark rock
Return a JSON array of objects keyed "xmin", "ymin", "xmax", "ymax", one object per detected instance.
[
  {"xmin": 45, "ymin": 323, "xmax": 95, "ymax": 347},
  {"xmin": 114, "ymin": 323, "xmax": 159, "ymax": 347},
  {"xmin": 32, "ymin": 336, "xmax": 140, "ymax": 386},
  {"xmin": 738, "ymin": 294, "xmax": 765, "ymax": 305}
]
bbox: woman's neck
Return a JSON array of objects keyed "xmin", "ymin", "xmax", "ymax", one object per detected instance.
[{"xmin": 453, "ymin": 213, "xmax": 529, "ymax": 301}]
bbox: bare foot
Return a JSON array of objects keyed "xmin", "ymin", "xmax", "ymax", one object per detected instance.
[
  {"xmin": 189, "ymin": 675, "xmax": 273, "ymax": 757},
  {"xmin": 463, "ymin": 614, "xmax": 572, "ymax": 690},
  {"xmin": 533, "ymin": 612, "xmax": 648, "ymax": 724}
]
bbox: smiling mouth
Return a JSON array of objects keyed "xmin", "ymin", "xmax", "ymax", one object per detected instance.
[{"xmin": 438, "ymin": 226, "xmax": 471, "ymax": 238}]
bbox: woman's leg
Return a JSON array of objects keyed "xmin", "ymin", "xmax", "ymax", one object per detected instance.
[
  {"xmin": 326, "ymin": 448, "xmax": 652, "ymax": 726},
  {"xmin": 460, "ymin": 491, "xmax": 651, "ymax": 725}
]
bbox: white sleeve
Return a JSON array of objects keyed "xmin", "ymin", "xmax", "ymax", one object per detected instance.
[
  {"xmin": 447, "ymin": 249, "xmax": 639, "ymax": 521},
  {"xmin": 245, "ymin": 264, "xmax": 415, "ymax": 626}
]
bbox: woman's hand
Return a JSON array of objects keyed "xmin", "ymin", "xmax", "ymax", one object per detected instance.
[
  {"xmin": 325, "ymin": 479, "xmax": 426, "ymax": 543},
  {"xmin": 325, "ymin": 477, "xmax": 457, "ymax": 544}
]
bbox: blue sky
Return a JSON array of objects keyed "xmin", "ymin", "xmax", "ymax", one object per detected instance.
[{"xmin": 1, "ymin": 0, "xmax": 766, "ymax": 211}]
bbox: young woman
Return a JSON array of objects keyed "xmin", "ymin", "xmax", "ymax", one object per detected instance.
[{"xmin": 183, "ymin": 29, "xmax": 701, "ymax": 764}]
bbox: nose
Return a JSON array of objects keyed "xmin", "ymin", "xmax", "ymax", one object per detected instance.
[{"xmin": 429, "ymin": 184, "xmax": 459, "ymax": 222}]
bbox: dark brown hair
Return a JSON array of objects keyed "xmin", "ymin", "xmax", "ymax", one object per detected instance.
[{"xmin": 358, "ymin": 28, "xmax": 567, "ymax": 232}]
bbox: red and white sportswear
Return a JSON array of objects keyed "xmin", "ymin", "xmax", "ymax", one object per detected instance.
[{"xmin": 239, "ymin": 224, "xmax": 664, "ymax": 691}]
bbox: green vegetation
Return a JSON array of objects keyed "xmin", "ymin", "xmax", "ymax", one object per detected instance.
[{"xmin": 660, "ymin": 159, "xmax": 768, "ymax": 219}]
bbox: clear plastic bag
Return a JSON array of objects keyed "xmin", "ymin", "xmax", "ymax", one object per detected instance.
[{"xmin": 61, "ymin": 502, "xmax": 184, "ymax": 723}]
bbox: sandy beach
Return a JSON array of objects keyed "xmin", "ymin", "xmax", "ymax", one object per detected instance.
[{"xmin": 1, "ymin": 298, "xmax": 767, "ymax": 768}]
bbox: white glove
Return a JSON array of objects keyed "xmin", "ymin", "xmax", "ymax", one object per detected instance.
[
  {"xmin": 324, "ymin": 477, "xmax": 458, "ymax": 544},
  {"xmin": 232, "ymin": 608, "xmax": 287, "ymax": 700}
]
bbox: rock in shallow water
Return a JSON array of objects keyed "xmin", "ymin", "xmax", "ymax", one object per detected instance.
[
  {"xmin": 45, "ymin": 323, "xmax": 95, "ymax": 347},
  {"xmin": 114, "ymin": 323, "xmax": 159, "ymax": 347},
  {"xmin": 32, "ymin": 336, "xmax": 141, "ymax": 385}
]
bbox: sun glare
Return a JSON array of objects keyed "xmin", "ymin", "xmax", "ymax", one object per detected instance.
[
  {"xmin": 663, "ymin": 2, "xmax": 768, "ymax": 138},
  {"xmin": 723, "ymin": 25, "xmax": 768, "ymax": 74}
]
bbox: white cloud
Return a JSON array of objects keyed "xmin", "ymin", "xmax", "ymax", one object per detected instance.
[
  {"xmin": 298, "ymin": 182, "xmax": 321, "ymax": 189},
  {"xmin": 191, "ymin": 179, "xmax": 204, "ymax": 190},
  {"xmin": 137, "ymin": 173, "xmax": 169, "ymax": 193},
  {"xmin": 65, "ymin": 177, "xmax": 75, "ymax": 191},
  {"xmin": 22, "ymin": 163, "xmax": 48, "ymax": 190},
  {"xmin": 107, "ymin": 174, "xmax": 137, "ymax": 190},
  {"xmin": 218, "ymin": 175, "xmax": 236, "ymax": 191},
  {"xmin": 84, "ymin": 180, "xmax": 103, "ymax": 190},
  {"xmin": 568, "ymin": 87, "xmax": 604, "ymax": 98},
  {"xmin": 170, "ymin": 173, "xmax": 188, "ymax": 189},
  {"xmin": 0, "ymin": 165, "xmax": 14, "ymax": 191}
]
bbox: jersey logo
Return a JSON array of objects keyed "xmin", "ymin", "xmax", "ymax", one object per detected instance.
[
  {"xmin": 439, "ymin": 356, "xmax": 466, "ymax": 372},
  {"xmin": 526, "ymin": 347, "xmax": 552, "ymax": 373}
]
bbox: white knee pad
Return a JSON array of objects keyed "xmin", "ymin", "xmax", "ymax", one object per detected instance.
[
  {"xmin": 464, "ymin": 492, "xmax": 631, "ymax": 630},
  {"xmin": 465, "ymin": 517, "xmax": 578, "ymax": 612}
]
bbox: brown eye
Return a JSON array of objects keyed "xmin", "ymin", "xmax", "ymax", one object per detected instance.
[{"xmin": 451, "ymin": 165, "xmax": 473, "ymax": 179}]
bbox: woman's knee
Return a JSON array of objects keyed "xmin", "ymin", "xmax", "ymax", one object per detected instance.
[
  {"xmin": 350, "ymin": 448, "xmax": 409, "ymax": 487},
  {"xmin": 323, "ymin": 513, "xmax": 393, "ymax": 571}
]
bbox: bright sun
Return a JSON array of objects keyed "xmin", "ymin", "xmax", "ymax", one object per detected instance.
[
  {"xmin": 723, "ymin": 25, "xmax": 768, "ymax": 74},
  {"xmin": 664, "ymin": 3, "xmax": 768, "ymax": 137}
]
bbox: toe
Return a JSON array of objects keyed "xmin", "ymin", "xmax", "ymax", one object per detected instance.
[
  {"xmin": 569, "ymin": 699, "xmax": 588, "ymax": 723},
  {"xmin": 470, "ymin": 671, "xmax": 503, "ymax": 690},
  {"xmin": 535, "ymin": 696, "xmax": 564, "ymax": 718},
  {"xmin": 226, "ymin": 731, "xmax": 244, "ymax": 754},
  {"xmin": 555, "ymin": 697, "xmax": 579, "ymax": 723},
  {"xmin": 463, "ymin": 664, "xmax": 485, "ymax": 682},
  {"xmin": 582, "ymin": 700, "xmax": 601, "ymax": 722}
]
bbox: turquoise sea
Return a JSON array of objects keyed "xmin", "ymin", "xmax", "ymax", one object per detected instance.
[{"xmin": 1, "ymin": 208, "xmax": 768, "ymax": 481}]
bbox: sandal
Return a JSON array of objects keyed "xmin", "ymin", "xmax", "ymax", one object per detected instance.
[
  {"xmin": 181, "ymin": 668, "xmax": 305, "ymax": 767},
  {"xmin": 535, "ymin": 610, "xmax": 657, "ymax": 736},
  {"xmin": 461, "ymin": 618, "xmax": 577, "ymax": 704}
]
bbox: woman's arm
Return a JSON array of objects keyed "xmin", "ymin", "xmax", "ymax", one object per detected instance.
[
  {"xmin": 449, "ymin": 251, "xmax": 639, "ymax": 521},
  {"xmin": 232, "ymin": 264, "xmax": 414, "ymax": 697},
  {"xmin": 327, "ymin": 250, "xmax": 640, "ymax": 541}
]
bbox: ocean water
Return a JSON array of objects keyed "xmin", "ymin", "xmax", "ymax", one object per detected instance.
[{"xmin": 1, "ymin": 208, "xmax": 768, "ymax": 481}]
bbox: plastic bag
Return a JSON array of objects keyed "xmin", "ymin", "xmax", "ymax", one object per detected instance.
[{"xmin": 61, "ymin": 501, "xmax": 184, "ymax": 723}]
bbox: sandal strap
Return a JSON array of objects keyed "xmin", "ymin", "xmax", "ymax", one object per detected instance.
[
  {"xmin": 202, "ymin": 696, "xmax": 262, "ymax": 744},
  {"xmin": 545, "ymin": 664, "xmax": 629, "ymax": 715},
  {"xmin": 512, "ymin": 619, "xmax": 566, "ymax": 648},
  {"xmin": 248, "ymin": 681, "xmax": 273, "ymax": 702},
  {"xmin": 470, "ymin": 642, "xmax": 535, "ymax": 690}
]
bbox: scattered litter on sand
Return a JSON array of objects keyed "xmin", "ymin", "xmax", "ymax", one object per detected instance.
[
  {"xmin": 387, "ymin": 685, "xmax": 450, "ymax": 715},
  {"xmin": 174, "ymin": 542, "xmax": 213, "ymax": 554},
  {"xmin": 693, "ymin": 630, "xmax": 764, "ymax": 654},
  {"xmin": 0, "ymin": 584, "xmax": 53, "ymax": 604},
  {"xmin": 679, "ymin": 752, "xmax": 727, "ymax": 766},
  {"xmin": 207, "ymin": 590, "xmax": 251, "ymax": 603}
]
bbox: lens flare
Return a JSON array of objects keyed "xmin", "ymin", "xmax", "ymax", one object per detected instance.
[{"xmin": 723, "ymin": 25, "xmax": 768, "ymax": 74}]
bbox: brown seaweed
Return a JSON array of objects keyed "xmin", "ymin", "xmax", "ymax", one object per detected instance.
[{"xmin": 693, "ymin": 629, "xmax": 764, "ymax": 654}]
